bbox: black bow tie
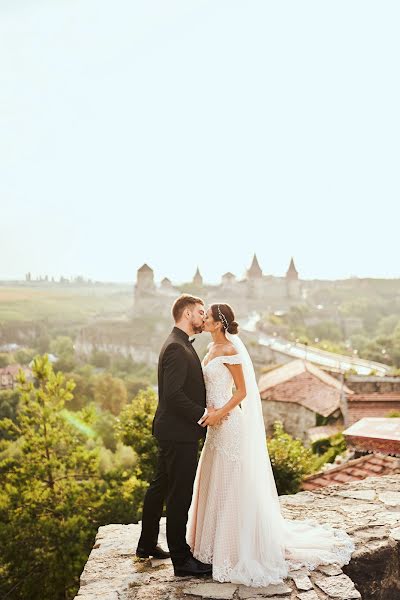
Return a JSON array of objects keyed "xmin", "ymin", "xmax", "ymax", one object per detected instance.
[{"xmin": 188, "ymin": 338, "xmax": 195, "ymax": 344}]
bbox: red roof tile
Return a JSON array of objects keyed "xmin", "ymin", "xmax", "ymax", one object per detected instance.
[
  {"xmin": 259, "ymin": 360, "xmax": 352, "ymax": 417},
  {"xmin": 349, "ymin": 393, "xmax": 400, "ymax": 402},
  {"xmin": 343, "ymin": 417, "xmax": 400, "ymax": 455},
  {"xmin": 302, "ymin": 453, "xmax": 400, "ymax": 491}
]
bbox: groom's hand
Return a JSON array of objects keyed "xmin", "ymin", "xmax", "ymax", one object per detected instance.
[
  {"xmin": 199, "ymin": 407, "xmax": 216, "ymax": 427},
  {"xmin": 201, "ymin": 408, "xmax": 227, "ymax": 427}
]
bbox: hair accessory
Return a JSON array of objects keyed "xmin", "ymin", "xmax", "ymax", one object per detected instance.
[{"xmin": 217, "ymin": 304, "xmax": 229, "ymax": 330}]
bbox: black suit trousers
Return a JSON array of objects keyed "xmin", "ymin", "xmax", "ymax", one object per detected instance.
[{"xmin": 137, "ymin": 439, "xmax": 199, "ymax": 564}]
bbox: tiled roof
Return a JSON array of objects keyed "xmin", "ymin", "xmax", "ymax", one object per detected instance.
[
  {"xmin": 302, "ymin": 453, "xmax": 400, "ymax": 491},
  {"xmin": 343, "ymin": 417, "xmax": 400, "ymax": 455},
  {"xmin": 259, "ymin": 360, "xmax": 353, "ymax": 394},
  {"xmin": 258, "ymin": 360, "xmax": 352, "ymax": 417},
  {"xmin": 349, "ymin": 393, "xmax": 400, "ymax": 402},
  {"xmin": 0, "ymin": 364, "xmax": 25, "ymax": 377}
]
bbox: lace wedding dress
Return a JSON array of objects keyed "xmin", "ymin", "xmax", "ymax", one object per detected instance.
[{"xmin": 186, "ymin": 334, "xmax": 355, "ymax": 587}]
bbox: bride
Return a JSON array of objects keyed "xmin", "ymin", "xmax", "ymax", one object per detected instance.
[{"xmin": 186, "ymin": 303, "xmax": 354, "ymax": 587}]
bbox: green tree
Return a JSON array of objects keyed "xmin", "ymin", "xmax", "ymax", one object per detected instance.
[
  {"xmin": 267, "ymin": 421, "xmax": 314, "ymax": 495},
  {"xmin": 0, "ymin": 352, "xmax": 10, "ymax": 367},
  {"xmin": 15, "ymin": 348, "xmax": 36, "ymax": 365},
  {"xmin": 50, "ymin": 336, "xmax": 76, "ymax": 372},
  {"xmin": 0, "ymin": 355, "xmax": 100, "ymax": 600},
  {"xmin": 0, "ymin": 389, "xmax": 20, "ymax": 440},
  {"xmin": 93, "ymin": 373, "xmax": 128, "ymax": 415},
  {"xmin": 90, "ymin": 349, "xmax": 111, "ymax": 369},
  {"xmin": 116, "ymin": 387, "xmax": 158, "ymax": 482}
]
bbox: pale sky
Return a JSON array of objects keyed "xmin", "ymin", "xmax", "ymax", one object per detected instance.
[{"xmin": 1, "ymin": 1, "xmax": 399, "ymax": 284}]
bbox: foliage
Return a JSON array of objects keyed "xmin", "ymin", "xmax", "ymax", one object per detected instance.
[
  {"xmin": 93, "ymin": 373, "xmax": 128, "ymax": 416},
  {"xmin": 0, "ymin": 352, "xmax": 10, "ymax": 367},
  {"xmin": 267, "ymin": 421, "xmax": 314, "ymax": 495},
  {"xmin": 0, "ymin": 355, "xmax": 100, "ymax": 600},
  {"xmin": 90, "ymin": 349, "xmax": 111, "ymax": 369},
  {"xmin": 15, "ymin": 347, "xmax": 36, "ymax": 365},
  {"xmin": 116, "ymin": 387, "xmax": 158, "ymax": 482},
  {"xmin": 311, "ymin": 433, "xmax": 347, "ymax": 471},
  {"xmin": 0, "ymin": 389, "xmax": 20, "ymax": 440},
  {"xmin": 386, "ymin": 410, "xmax": 400, "ymax": 418}
]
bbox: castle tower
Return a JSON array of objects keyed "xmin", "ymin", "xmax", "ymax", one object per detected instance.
[
  {"xmin": 193, "ymin": 266, "xmax": 203, "ymax": 287},
  {"xmin": 286, "ymin": 257, "xmax": 300, "ymax": 298},
  {"xmin": 246, "ymin": 253, "xmax": 263, "ymax": 279},
  {"xmin": 136, "ymin": 263, "xmax": 155, "ymax": 292},
  {"xmin": 286, "ymin": 257, "xmax": 299, "ymax": 281}
]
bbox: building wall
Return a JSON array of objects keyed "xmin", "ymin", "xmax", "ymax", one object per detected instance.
[
  {"xmin": 261, "ymin": 400, "xmax": 316, "ymax": 442},
  {"xmin": 348, "ymin": 401, "xmax": 400, "ymax": 425},
  {"xmin": 346, "ymin": 378, "xmax": 400, "ymax": 394}
]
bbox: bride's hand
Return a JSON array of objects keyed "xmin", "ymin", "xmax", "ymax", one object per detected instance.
[{"xmin": 202, "ymin": 408, "xmax": 226, "ymax": 427}]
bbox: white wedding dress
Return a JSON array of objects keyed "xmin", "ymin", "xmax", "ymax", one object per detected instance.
[{"xmin": 187, "ymin": 333, "xmax": 355, "ymax": 587}]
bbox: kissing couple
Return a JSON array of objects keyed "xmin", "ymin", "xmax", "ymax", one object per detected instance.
[{"xmin": 136, "ymin": 294, "xmax": 354, "ymax": 586}]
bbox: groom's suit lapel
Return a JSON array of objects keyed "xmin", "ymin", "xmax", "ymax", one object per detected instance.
[{"xmin": 171, "ymin": 327, "xmax": 204, "ymax": 383}]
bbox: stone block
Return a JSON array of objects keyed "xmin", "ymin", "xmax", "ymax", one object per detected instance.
[
  {"xmin": 184, "ymin": 582, "xmax": 238, "ymax": 599},
  {"xmin": 238, "ymin": 582, "xmax": 291, "ymax": 597},
  {"xmin": 292, "ymin": 575, "xmax": 313, "ymax": 591},
  {"xmin": 389, "ymin": 526, "xmax": 400, "ymax": 541},
  {"xmin": 378, "ymin": 491, "xmax": 400, "ymax": 507},
  {"xmin": 316, "ymin": 564, "xmax": 342, "ymax": 576},
  {"xmin": 296, "ymin": 591, "xmax": 319, "ymax": 600},
  {"xmin": 315, "ymin": 574, "xmax": 361, "ymax": 599},
  {"xmin": 336, "ymin": 489, "xmax": 376, "ymax": 501}
]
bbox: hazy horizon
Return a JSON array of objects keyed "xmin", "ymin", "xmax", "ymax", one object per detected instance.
[{"xmin": 1, "ymin": 1, "xmax": 399, "ymax": 284}]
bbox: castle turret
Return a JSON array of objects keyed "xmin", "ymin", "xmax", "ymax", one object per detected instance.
[
  {"xmin": 286, "ymin": 257, "xmax": 299, "ymax": 281},
  {"xmin": 246, "ymin": 253, "xmax": 262, "ymax": 280},
  {"xmin": 285, "ymin": 257, "xmax": 300, "ymax": 298},
  {"xmin": 193, "ymin": 266, "xmax": 203, "ymax": 287},
  {"xmin": 136, "ymin": 263, "xmax": 155, "ymax": 292}
]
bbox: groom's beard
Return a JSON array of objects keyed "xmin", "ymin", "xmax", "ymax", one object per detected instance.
[{"xmin": 192, "ymin": 324, "xmax": 204, "ymax": 334}]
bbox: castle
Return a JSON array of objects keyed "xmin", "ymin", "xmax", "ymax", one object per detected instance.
[{"xmin": 133, "ymin": 254, "xmax": 303, "ymax": 317}]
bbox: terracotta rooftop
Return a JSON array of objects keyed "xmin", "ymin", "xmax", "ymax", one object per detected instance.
[
  {"xmin": 302, "ymin": 452, "xmax": 400, "ymax": 491},
  {"xmin": 258, "ymin": 360, "xmax": 353, "ymax": 417},
  {"xmin": 349, "ymin": 393, "xmax": 400, "ymax": 402},
  {"xmin": 0, "ymin": 364, "xmax": 26, "ymax": 377},
  {"xmin": 343, "ymin": 417, "xmax": 400, "ymax": 455}
]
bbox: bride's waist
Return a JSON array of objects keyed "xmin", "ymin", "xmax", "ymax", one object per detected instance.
[{"xmin": 207, "ymin": 397, "xmax": 239, "ymax": 410}]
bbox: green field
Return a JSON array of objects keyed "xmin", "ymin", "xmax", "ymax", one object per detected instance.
[{"xmin": 0, "ymin": 285, "xmax": 133, "ymax": 323}]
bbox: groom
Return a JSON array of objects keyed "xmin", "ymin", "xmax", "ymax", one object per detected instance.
[{"xmin": 136, "ymin": 294, "xmax": 215, "ymax": 577}]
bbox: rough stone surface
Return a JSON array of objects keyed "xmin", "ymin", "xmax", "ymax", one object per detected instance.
[
  {"xmin": 292, "ymin": 575, "xmax": 313, "ymax": 591},
  {"xmin": 315, "ymin": 574, "xmax": 361, "ymax": 598},
  {"xmin": 184, "ymin": 583, "xmax": 237, "ymax": 599},
  {"xmin": 297, "ymin": 592, "xmax": 320, "ymax": 600},
  {"xmin": 238, "ymin": 583, "xmax": 291, "ymax": 597},
  {"xmin": 74, "ymin": 474, "xmax": 400, "ymax": 600}
]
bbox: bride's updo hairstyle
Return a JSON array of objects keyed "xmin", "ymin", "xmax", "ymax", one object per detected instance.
[{"xmin": 211, "ymin": 303, "xmax": 239, "ymax": 335}]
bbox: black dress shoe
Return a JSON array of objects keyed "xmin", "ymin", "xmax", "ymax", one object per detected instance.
[
  {"xmin": 136, "ymin": 545, "xmax": 170, "ymax": 559},
  {"xmin": 173, "ymin": 555, "xmax": 212, "ymax": 577}
]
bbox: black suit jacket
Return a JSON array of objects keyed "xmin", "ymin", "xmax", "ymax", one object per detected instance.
[{"xmin": 152, "ymin": 327, "xmax": 207, "ymax": 442}]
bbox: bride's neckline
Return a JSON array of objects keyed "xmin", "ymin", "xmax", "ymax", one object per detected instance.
[{"xmin": 202, "ymin": 353, "xmax": 239, "ymax": 368}]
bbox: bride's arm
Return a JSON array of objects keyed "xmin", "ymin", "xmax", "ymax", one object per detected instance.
[{"xmin": 200, "ymin": 363, "xmax": 246, "ymax": 427}]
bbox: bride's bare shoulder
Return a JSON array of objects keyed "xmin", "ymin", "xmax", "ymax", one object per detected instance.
[{"xmin": 224, "ymin": 342, "xmax": 237, "ymax": 356}]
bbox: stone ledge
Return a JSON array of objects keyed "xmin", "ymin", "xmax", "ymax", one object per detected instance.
[{"xmin": 75, "ymin": 474, "xmax": 400, "ymax": 600}]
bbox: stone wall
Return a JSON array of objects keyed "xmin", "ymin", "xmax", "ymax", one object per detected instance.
[
  {"xmin": 74, "ymin": 474, "xmax": 400, "ymax": 600},
  {"xmin": 262, "ymin": 400, "xmax": 316, "ymax": 442},
  {"xmin": 346, "ymin": 377, "xmax": 400, "ymax": 394}
]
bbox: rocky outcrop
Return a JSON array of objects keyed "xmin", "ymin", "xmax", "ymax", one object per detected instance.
[{"xmin": 74, "ymin": 474, "xmax": 400, "ymax": 600}]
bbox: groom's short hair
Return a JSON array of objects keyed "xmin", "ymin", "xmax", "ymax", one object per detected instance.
[{"xmin": 172, "ymin": 294, "xmax": 204, "ymax": 322}]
